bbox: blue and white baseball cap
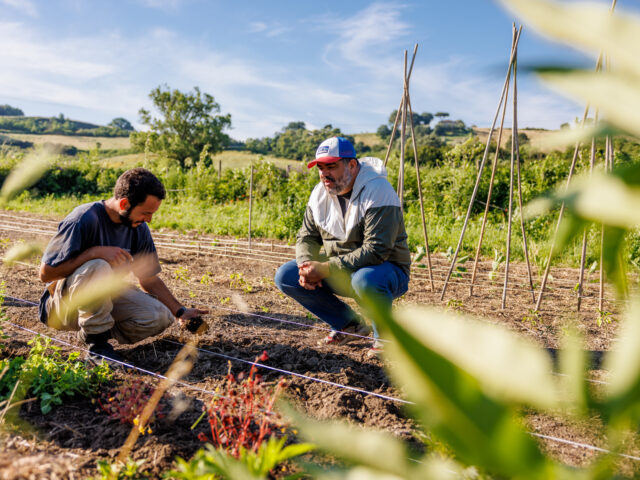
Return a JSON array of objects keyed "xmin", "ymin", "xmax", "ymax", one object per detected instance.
[{"xmin": 307, "ymin": 136, "xmax": 357, "ymax": 168}]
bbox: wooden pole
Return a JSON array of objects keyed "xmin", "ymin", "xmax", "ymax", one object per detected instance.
[
  {"xmin": 535, "ymin": 0, "xmax": 616, "ymax": 312},
  {"xmin": 398, "ymin": 51, "xmax": 408, "ymax": 203},
  {"xmin": 384, "ymin": 44, "xmax": 419, "ymax": 168},
  {"xmin": 469, "ymin": 26, "xmax": 518, "ymax": 297},
  {"xmin": 502, "ymin": 27, "xmax": 519, "ymax": 309},
  {"xmin": 406, "ymin": 95, "xmax": 435, "ymax": 291},
  {"xmin": 248, "ymin": 165, "xmax": 254, "ymax": 250},
  {"xmin": 469, "ymin": 66, "xmax": 512, "ymax": 296},
  {"xmin": 218, "ymin": 159, "xmax": 222, "ymax": 179},
  {"xmin": 440, "ymin": 26, "xmax": 522, "ymax": 301},
  {"xmin": 513, "ymin": 53, "xmax": 536, "ymax": 304},
  {"xmin": 577, "ymin": 128, "xmax": 598, "ymax": 312}
]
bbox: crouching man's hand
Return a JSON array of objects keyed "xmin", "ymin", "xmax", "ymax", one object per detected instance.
[
  {"xmin": 177, "ymin": 306, "xmax": 209, "ymax": 325},
  {"xmin": 298, "ymin": 261, "xmax": 329, "ymax": 290}
]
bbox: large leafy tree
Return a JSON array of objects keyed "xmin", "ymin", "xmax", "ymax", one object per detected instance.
[
  {"xmin": 108, "ymin": 117, "xmax": 134, "ymax": 131},
  {"xmin": 131, "ymin": 85, "xmax": 231, "ymax": 168}
]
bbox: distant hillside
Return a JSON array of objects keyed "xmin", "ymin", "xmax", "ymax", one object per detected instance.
[{"xmin": 0, "ymin": 115, "xmax": 130, "ymax": 137}]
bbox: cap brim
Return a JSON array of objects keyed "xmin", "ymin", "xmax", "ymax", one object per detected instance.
[{"xmin": 307, "ymin": 156, "xmax": 343, "ymax": 169}]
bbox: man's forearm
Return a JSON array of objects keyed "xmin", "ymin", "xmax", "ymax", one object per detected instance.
[
  {"xmin": 139, "ymin": 276, "xmax": 182, "ymax": 316},
  {"xmin": 39, "ymin": 249, "xmax": 95, "ymax": 283}
]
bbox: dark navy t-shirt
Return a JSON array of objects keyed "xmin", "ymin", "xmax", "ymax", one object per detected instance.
[{"xmin": 38, "ymin": 201, "xmax": 161, "ymax": 323}]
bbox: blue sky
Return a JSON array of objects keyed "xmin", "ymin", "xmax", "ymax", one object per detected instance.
[{"xmin": 0, "ymin": 0, "xmax": 635, "ymax": 140}]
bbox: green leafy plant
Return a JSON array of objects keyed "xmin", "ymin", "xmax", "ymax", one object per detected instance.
[
  {"xmin": 488, "ymin": 249, "xmax": 504, "ymax": 281},
  {"xmin": 445, "ymin": 298, "xmax": 463, "ymax": 311},
  {"xmin": 174, "ymin": 266, "xmax": 190, "ymax": 284},
  {"xmin": 596, "ymin": 309, "xmax": 615, "ymax": 328},
  {"xmin": 93, "ymin": 458, "xmax": 148, "ymax": 480},
  {"xmin": 200, "ymin": 272, "xmax": 214, "ymax": 286},
  {"xmin": 229, "ymin": 273, "xmax": 253, "ymax": 293},
  {"xmin": 1, "ymin": 337, "xmax": 111, "ymax": 414},
  {"xmin": 445, "ymin": 246, "xmax": 469, "ymax": 278},
  {"xmin": 169, "ymin": 436, "xmax": 314, "ymax": 480}
]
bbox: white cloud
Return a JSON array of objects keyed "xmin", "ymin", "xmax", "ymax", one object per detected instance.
[
  {"xmin": 322, "ymin": 2, "xmax": 410, "ymax": 72},
  {"xmin": 1, "ymin": 0, "xmax": 37, "ymax": 17},
  {"xmin": 248, "ymin": 21, "xmax": 288, "ymax": 38},
  {"xmin": 0, "ymin": 5, "xmax": 581, "ymax": 140}
]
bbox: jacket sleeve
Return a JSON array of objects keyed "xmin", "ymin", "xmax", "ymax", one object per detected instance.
[
  {"xmin": 327, "ymin": 205, "xmax": 402, "ymax": 274},
  {"xmin": 295, "ymin": 206, "xmax": 323, "ymax": 265}
]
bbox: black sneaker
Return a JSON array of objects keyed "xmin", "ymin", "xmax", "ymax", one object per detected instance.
[{"xmin": 80, "ymin": 330, "xmax": 126, "ymax": 366}]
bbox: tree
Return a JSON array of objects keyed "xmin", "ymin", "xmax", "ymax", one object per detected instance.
[
  {"xmin": 283, "ymin": 121, "xmax": 306, "ymax": 131},
  {"xmin": 0, "ymin": 105, "xmax": 24, "ymax": 116},
  {"xmin": 434, "ymin": 111, "xmax": 449, "ymax": 120},
  {"xmin": 131, "ymin": 85, "xmax": 231, "ymax": 168},
  {"xmin": 109, "ymin": 117, "xmax": 134, "ymax": 131},
  {"xmin": 376, "ymin": 124, "xmax": 391, "ymax": 140}
]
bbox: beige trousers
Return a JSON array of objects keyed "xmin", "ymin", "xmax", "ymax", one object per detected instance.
[{"xmin": 47, "ymin": 259, "xmax": 174, "ymax": 344}]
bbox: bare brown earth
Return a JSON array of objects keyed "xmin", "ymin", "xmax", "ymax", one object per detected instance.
[{"xmin": 0, "ymin": 209, "xmax": 638, "ymax": 478}]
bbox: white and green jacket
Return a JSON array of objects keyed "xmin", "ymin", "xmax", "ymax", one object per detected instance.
[{"xmin": 296, "ymin": 157, "xmax": 411, "ymax": 277}]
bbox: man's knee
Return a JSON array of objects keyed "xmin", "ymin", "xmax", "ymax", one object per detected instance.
[
  {"xmin": 70, "ymin": 259, "xmax": 112, "ymax": 285},
  {"xmin": 351, "ymin": 267, "xmax": 387, "ymax": 298},
  {"xmin": 274, "ymin": 261, "xmax": 299, "ymax": 291}
]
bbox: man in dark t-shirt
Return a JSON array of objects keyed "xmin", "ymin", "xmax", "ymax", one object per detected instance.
[{"xmin": 39, "ymin": 168, "xmax": 207, "ymax": 362}]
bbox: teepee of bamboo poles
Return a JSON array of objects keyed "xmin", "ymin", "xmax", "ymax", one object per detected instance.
[
  {"xmin": 439, "ymin": 24, "xmax": 536, "ymax": 309},
  {"xmin": 535, "ymin": 0, "xmax": 617, "ymax": 314},
  {"xmin": 383, "ymin": 44, "xmax": 435, "ymax": 291}
]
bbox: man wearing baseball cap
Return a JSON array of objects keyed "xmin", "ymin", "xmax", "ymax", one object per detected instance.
[{"xmin": 274, "ymin": 136, "xmax": 410, "ymax": 357}]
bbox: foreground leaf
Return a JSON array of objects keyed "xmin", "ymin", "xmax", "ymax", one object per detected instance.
[
  {"xmin": 0, "ymin": 149, "xmax": 52, "ymax": 203},
  {"xmin": 377, "ymin": 306, "xmax": 561, "ymax": 479}
]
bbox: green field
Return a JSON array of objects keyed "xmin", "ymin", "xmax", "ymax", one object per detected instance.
[
  {"xmin": 2, "ymin": 132, "xmax": 131, "ymax": 150},
  {"xmin": 102, "ymin": 150, "xmax": 304, "ymax": 171}
]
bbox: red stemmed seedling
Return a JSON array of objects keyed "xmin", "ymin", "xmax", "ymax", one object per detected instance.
[
  {"xmin": 97, "ymin": 377, "xmax": 170, "ymax": 434},
  {"xmin": 196, "ymin": 350, "xmax": 287, "ymax": 458}
]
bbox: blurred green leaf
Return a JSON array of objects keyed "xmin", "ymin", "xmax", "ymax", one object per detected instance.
[
  {"xmin": 282, "ymin": 404, "xmax": 413, "ymax": 478},
  {"xmin": 538, "ymin": 71, "xmax": 640, "ymax": 139},
  {"xmin": 603, "ymin": 299, "xmax": 640, "ymax": 423},
  {"xmin": 499, "ymin": 0, "xmax": 640, "ymax": 77},
  {"xmin": 2, "ymin": 243, "xmax": 42, "ymax": 266},
  {"xmin": 378, "ymin": 306, "xmax": 559, "ymax": 479},
  {"xmin": 558, "ymin": 328, "xmax": 589, "ymax": 414},
  {"xmin": 0, "ymin": 149, "xmax": 52, "ymax": 204}
]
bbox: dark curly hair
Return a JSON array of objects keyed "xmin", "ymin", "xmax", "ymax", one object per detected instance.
[{"xmin": 113, "ymin": 168, "xmax": 166, "ymax": 209}]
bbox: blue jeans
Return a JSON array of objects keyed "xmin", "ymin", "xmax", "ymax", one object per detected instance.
[{"xmin": 274, "ymin": 260, "xmax": 409, "ymax": 338}]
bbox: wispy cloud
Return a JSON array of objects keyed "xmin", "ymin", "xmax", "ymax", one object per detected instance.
[
  {"xmin": 1, "ymin": 0, "xmax": 37, "ymax": 17},
  {"xmin": 321, "ymin": 2, "xmax": 410, "ymax": 72},
  {"xmin": 0, "ymin": 3, "xmax": 581, "ymax": 140},
  {"xmin": 0, "ymin": 20, "xmax": 355, "ymax": 138},
  {"xmin": 249, "ymin": 21, "xmax": 288, "ymax": 37}
]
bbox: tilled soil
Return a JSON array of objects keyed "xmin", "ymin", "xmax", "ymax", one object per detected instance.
[{"xmin": 0, "ymin": 209, "xmax": 637, "ymax": 478}]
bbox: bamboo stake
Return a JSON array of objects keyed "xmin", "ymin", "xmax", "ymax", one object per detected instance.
[
  {"xmin": 440, "ymin": 25, "xmax": 522, "ymax": 301},
  {"xmin": 248, "ymin": 165, "xmax": 254, "ymax": 250},
  {"xmin": 600, "ymin": 53, "xmax": 614, "ymax": 312},
  {"xmin": 577, "ymin": 126, "xmax": 598, "ymax": 312},
  {"xmin": 407, "ymin": 95, "xmax": 435, "ymax": 290},
  {"xmin": 503, "ymin": 28, "xmax": 519, "ymax": 309},
  {"xmin": 535, "ymin": 0, "xmax": 616, "ymax": 312},
  {"xmin": 469, "ymin": 26, "xmax": 517, "ymax": 297},
  {"xmin": 398, "ymin": 51, "xmax": 408, "ymax": 203},
  {"xmin": 384, "ymin": 44, "xmax": 419, "ymax": 168},
  {"xmin": 513, "ymin": 54, "xmax": 536, "ymax": 304}
]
